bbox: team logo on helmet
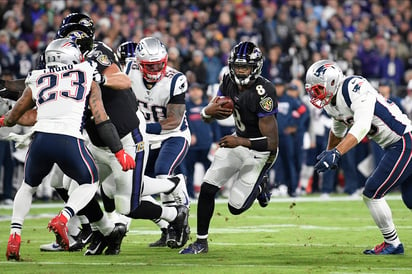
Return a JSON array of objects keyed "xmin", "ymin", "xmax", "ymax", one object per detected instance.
[
  {"xmin": 314, "ymin": 63, "xmax": 333, "ymax": 77},
  {"xmin": 259, "ymin": 97, "xmax": 273, "ymax": 112}
]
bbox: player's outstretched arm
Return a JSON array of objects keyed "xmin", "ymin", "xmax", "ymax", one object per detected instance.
[
  {"xmin": 0, "ymin": 79, "xmax": 26, "ymax": 100},
  {"xmin": 1, "ymin": 86, "xmax": 36, "ymax": 127}
]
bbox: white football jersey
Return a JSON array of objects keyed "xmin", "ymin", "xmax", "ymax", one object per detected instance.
[
  {"xmin": 324, "ymin": 76, "xmax": 412, "ymax": 148},
  {"xmin": 25, "ymin": 61, "xmax": 96, "ymax": 139},
  {"xmin": 126, "ymin": 63, "xmax": 190, "ymax": 144}
]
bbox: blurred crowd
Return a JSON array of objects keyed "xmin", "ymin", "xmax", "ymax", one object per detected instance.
[{"xmin": 1, "ymin": 0, "xmax": 412, "ymax": 202}]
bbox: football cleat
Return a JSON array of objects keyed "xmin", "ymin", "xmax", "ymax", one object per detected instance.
[
  {"xmin": 69, "ymin": 224, "xmax": 93, "ymax": 251},
  {"xmin": 166, "ymin": 205, "xmax": 190, "ymax": 249},
  {"xmin": 179, "ymin": 240, "xmax": 208, "ymax": 255},
  {"xmin": 149, "ymin": 228, "xmax": 168, "ymax": 247},
  {"xmin": 104, "ymin": 223, "xmax": 127, "ymax": 255},
  {"xmin": 257, "ymin": 175, "xmax": 271, "ymax": 207},
  {"xmin": 84, "ymin": 230, "xmax": 107, "ymax": 256},
  {"xmin": 6, "ymin": 233, "xmax": 21, "ymax": 260},
  {"xmin": 47, "ymin": 214, "xmax": 69, "ymax": 251},
  {"xmin": 363, "ymin": 242, "xmax": 404, "ymax": 255},
  {"xmin": 40, "ymin": 242, "xmax": 65, "ymax": 252},
  {"xmin": 168, "ymin": 174, "xmax": 190, "ymax": 208}
]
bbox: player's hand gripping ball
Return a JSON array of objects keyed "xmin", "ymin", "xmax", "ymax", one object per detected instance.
[{"xmin": 213, "ymin": 96, "xmax": 234, "ymax": 120}]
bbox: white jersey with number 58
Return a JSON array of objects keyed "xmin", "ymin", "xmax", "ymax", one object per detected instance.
[{"xmin": 125, "ymin": 62, "xmax": 190, "ymax": 144}]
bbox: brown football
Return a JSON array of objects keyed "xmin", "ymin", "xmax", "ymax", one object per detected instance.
[
  {"xmin": 215, "ymin": 96, "xmax": 234, "ymax": 111},
  {"xmin": 214, "ymin": 96, "xmax": 234, "ymax": 119}
]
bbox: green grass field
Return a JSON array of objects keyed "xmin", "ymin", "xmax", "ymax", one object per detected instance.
[{"xmin": 0, "ymin": 194, "xmax": 411, "ymax": 273}]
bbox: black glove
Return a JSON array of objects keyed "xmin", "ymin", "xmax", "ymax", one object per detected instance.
[{"xmin": 314, "ymin": 148, "xmax": 342, "ymax": 173}]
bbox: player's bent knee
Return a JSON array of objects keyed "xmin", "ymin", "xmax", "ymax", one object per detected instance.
[{"xmin": 227, "ymin": 204, "xmax": 245, "ymax": 215}]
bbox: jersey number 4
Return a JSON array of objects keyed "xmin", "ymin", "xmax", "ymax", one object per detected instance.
[{"xmin": 37, "ymin": 70, "xmax": 86, "ymax": 105}]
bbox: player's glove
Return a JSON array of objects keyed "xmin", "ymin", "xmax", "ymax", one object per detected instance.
[
  {"xmin": 93, "ymin": 70, "xmax": 106, "ymax": 85},
  {"xmin": 314, "ymin": 148, "xmax": 341, "ymax": 173},
  {"xmin": 115, "ymin": 149, "xmax": 136, "ymax": 171}
]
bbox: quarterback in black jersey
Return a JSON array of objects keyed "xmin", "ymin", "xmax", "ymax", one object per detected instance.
[{"xmin": 180, "ymin": 41, "xmax": 279, "ymax": 255}]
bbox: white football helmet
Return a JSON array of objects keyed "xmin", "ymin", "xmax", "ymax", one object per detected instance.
[
  {"xmin": 305, "ymin": 60, "xmax": 344, "ymax": 108},
  {"xmin": 135, "ymin": 37, "xmax": 168, "ymax": 83},
  {"xmin": 45, "ymin": 38, "xmax": 84, "ymax": 67}
]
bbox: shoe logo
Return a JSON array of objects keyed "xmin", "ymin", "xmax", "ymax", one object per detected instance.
[{"xmin": 81, "ymin": 234, "xmax": 93, "ymax": 245}]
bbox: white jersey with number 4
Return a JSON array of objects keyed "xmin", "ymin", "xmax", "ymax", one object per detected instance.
[
  {"xmin": 325, "ymin": 75, "xmax": 412, "ymax": 148},
  {"xmin": 126, "ymin": 63, "xmax": 190, "ymax": 144},
  {"xmin": 25, "ymin": 61, "xmax": 96, "ymax": 140}
]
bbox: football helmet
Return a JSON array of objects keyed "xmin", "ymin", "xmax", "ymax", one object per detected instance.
[
  {"xmin": 116, "ymin": 41, "xmax": 138, "ymax": 65},
  {"xmin": 45, "ymin": 38, "xmax": 84, "ymax": 67},
  {"xmin": 56, "ymin": 23, "xmax": 94, "ymax": 55},
  {"xmin": 305, "ymin": 60, "xmax": 344, "ymax": 108},
  {"xmin": 135, "ymin": 37, "xmax": 168, "ymax": 83},
  {"xmin": 228, "ymin": 41, "xmax": 263, "ymax": 86},
  {"xmin": 60, "ymin": 13, "xmax": 95, "ymax": 36}
]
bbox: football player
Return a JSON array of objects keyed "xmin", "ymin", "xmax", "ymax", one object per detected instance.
[
  {"xmin": 3, "ymin": 38, "xmax": 135, "ymax": 260},
  {"xmin": 305, "ymin": 60, "xmax": 412, "ymax": 255},
  {"xmin": 3, "ymin": 14, "xmax": 190, "ymax": 255},
  {"xmin": 179, "ymin": 41, "xmax": 279, "ymax": 254},
  {"xmin": 125, "ymin": 37, "xmax": 191, "ymax": 248}
]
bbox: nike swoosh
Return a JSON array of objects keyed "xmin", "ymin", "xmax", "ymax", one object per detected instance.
[
  {"xmin": 81, "ymin": 234, "xmax": 93, "ymax": 245},
  {"xmin": 195, "ymin": 248, "xmax": 205, "ymax": 254}
]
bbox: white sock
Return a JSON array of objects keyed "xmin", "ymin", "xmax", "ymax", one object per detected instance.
[
  {"xmin": 142, "ymin": 175, "xmax": 175, "ymax": 196},
  {"xmin": 363, "ymin": 196, "xmax": 401, "ymax": 247},
  {"xmin": 65, "ymin": 183, "xmax": 98, "ymax": 214},
  {"xmin": 10, "ymin": 182, "xmax": 37, "ymax": 236},
  {"xmin": 160, "ymin": 207, "xmax": 177, "ymax": 222},
  {"xmin": 67, "ymin": 215, "xmax": 81, "ymax": 236},
  {"xmin": 141, "ymin": 196, "xmax": 170, "ymax": 228},
  {"xmin": 93, "ymin": 213, "xmax": 115, "ymax": 236}
]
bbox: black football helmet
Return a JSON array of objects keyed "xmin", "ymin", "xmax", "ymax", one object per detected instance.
[
  {"xmin": 56, "ymin": 23, "xmax": 94, "ymax": 55},
  {"xmin": 60, "ymin": 13, "xmax": 95, "ymax": 36},
  {"xmin": 228, "ymin": 41, "xmax": 263, "ymax": 86},
  {"xmin": 116, "ymin": 41, "xmax": 138, "ymax": 65}
]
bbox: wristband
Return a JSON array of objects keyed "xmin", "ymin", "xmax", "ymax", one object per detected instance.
[
  {"xmin": 250, "ymin": 137, "xmax": 268, "ymax": 151},
  {"xmin": 146, "ymin": 122, "xmax": 162, "ymax": 134},
  {"xmin": 201, "ymin": 107, "xmax": 211, "ymax": 119}
]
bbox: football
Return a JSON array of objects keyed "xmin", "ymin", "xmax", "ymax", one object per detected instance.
[
  {"xmin": 215, "ymin": 96, "xmax": 234, "ymax": 111},
  {"xmin": 214, "ymin": 96, "xmax": 234, "ymax": 119}
]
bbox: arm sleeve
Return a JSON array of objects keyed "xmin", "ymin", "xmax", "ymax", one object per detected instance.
[{"xmin": 95, "ymin": 119, "xmax": 123, "ymax": 153}]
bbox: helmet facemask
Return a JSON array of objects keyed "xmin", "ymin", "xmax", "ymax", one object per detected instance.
[{"xmin": 139, "ymin": 58, "xmax": 168, "ymax": 83}]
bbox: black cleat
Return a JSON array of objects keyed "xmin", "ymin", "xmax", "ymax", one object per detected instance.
[
  {"xmin": 166, "ymin": 205, "xmax": 190, "ymax": 249},
  {"xmin": 257, "ymin": 175, "xmax": 271, "ymax": 207},
  {"xmin": 104, "ymin": 223, "xmax": 127, "ymax": 255},
  {"xmin": 69, "ymin": 224, "xmax": 93, "ymax": 251},
  {"xmin": 84, "ymin": 230, "xmax": 107, "ymax": 256},
  {"xmin": 149, "ymin": 228, "xmax": 168, "ymax": 247}
]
